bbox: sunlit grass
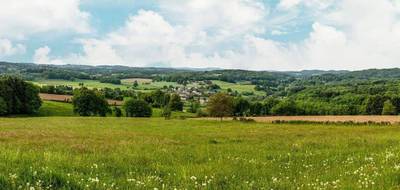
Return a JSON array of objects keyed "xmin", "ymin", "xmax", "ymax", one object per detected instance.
[{"xmin": 0, "ymin": 117, "xmax": 399, "ymax": 189}]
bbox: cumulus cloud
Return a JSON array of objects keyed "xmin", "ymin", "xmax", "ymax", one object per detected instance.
[
  {"xmin": 54, "ymin": 0, "xmax": 268, "ymax": 68},
  {"xmin": 0, "ymin": 0, "xmax": 91, "ymax": 39},
  {"xmin": 34, "ymin": 46, "xmax": 64, "ymax": 65},
  {"xmin": 0, "ymin": 39, "xmax": 26, "ymax": 57},
  {"xmin": 36, "ymin": 0, "xmax": 400, "ymax": 71},
  {"xmin": 159, "ymin": 0, "xmax": 266, "ymax": 35}
]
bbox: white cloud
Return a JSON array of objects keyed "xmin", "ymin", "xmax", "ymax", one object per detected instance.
[
  {"xmin": 53, "ymin": 0, "xmax": 267, "ymax": 68},
  {"xmin": 0, "ymin": 39, "xmax": 26, "ymax": 57},
  {"xmin": 34, "ymin": 46, "xmax": 64, "ymax": 65},
  {"xmin": 278, "ymin": 0, "xmax": 334, "ymax": 10},
  {"xmin": 0, "ymin": 0, "xmax": 90, "ymax": 39},
  {"xmin": 159, "ymin": 0, "xmax": 265, "ymax": 32},
  {"xmin": 278, "ymin": 0, "xmax": 302, "ymax": 9},
  {"xmin": 38, "ymin": 0, "xmax": 400, "ymax": 71}
]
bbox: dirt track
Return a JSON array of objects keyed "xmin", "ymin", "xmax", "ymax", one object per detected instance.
[{"xmin": 200, "ymin": 116, "xmax": 400, "ymax": 124}]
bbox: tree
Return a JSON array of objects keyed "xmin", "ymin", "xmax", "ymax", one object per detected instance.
[
  {"xmin": 72, "ymin": 88, "xmax": 110, "ymax": 116},
  {"xmin": 169, "ymin": 94, "xmax": 184, "ymax": 111},
  {"xmin": 147, "ymin": 89, "xmax": 170, "ymax": 108},
  {"xmin": 133, "ymin": 80, "xmax": 139, "ymax": 88},
  {"xmin": 123, "ymin": 99, "xmax": 152, "ymax": 117},
  {"xmin": 382, "ymin": 100, "xmax": 396, "ymax": 115},
  {"xmin": 188, "ymin": 100, "xmax": 200, "ymax": 113},
  {"xmin": 0, "ymin": 97, "xmax": 7, "ymax": 116},
  {"xmin": 390, "ymin": 96, "xmax": 400, "ymax": 114},
  {"xmin": 365, "ymin": 95, "xmax": 386, "ymax": 115},
  {"xmin": 271, "ymin": 99, "xmax": 298, "ymax": 116},
  {"xmin": 0, "ymin": 76, "xmax": 42, "ymax": 115},
  {"xmin": 233, "ymin": 97, "xmax": 251, "ymax": 116},
  {"xmin": 114, "ymin": 107, "xmax": 122, "ymax": 117},
  {"xmin": 207, "ymin": 93, "xmax": 234, "ymax": 120},
  {"xmin": 161, "ymin": 106, "xmax": 172, "ymax": 120},
  {"xmin": 250, "ymin": 102, "xmax": 264, "ymax": 116}
]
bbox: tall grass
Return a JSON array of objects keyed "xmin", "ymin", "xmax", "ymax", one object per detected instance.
[{"xmin": 0, "ymin": 118, "xmax": 399, "ymax": 189}]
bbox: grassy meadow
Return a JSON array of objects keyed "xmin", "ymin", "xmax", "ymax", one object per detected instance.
[
  {"xmin": 0, "ymin": 117, "xmax": 400, "ymax": 189},
  {"xmin": 36, "ymin": 101, "xmax": 197, "ymax": 118}
]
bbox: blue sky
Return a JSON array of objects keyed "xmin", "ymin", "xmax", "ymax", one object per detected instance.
[{"xmin": 1, "ymin": 0, "xmax": 400, "ymax": 71}]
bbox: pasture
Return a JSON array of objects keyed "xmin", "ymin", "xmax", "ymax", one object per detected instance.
[
  {"xmin": 211, "ymin": 80, "xmax": 265, "ymax": 96},
  {"xmin": 0, "ymin": 118, "xmax": 400, "ymax": 189},
  {"xmin": 36, "ymin": 101, "xmax": 196, "ymax": 118}
]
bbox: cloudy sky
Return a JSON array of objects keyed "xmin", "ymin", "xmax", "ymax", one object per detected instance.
[{"xmin": 1, "ymin": 0, "xmax": 400, "ymax": 71}]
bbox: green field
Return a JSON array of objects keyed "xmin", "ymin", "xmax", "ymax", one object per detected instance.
[
  {"xmin": 37, "ymin": 101, "xmax": 75, "ymax": 117},
  {"xmin": 37, "ymin": 101, "xmax": 196, "ymax": 118},
  {"xmin": 0, "ymin": 118, "xmax": 400, "ymax": 189},
  {"xmin": 211, "ymin": 80, "xmax": 264, "ymax": 96}
]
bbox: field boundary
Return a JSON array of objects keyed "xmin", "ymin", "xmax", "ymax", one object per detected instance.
[{"xmin": 197, "ymin": 115, "xmax": 400, "ymax": 124}]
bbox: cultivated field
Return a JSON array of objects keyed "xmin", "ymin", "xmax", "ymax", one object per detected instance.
[
  {"xmin": 121, "ymin": 78, "xmax": 153, "ymax": 84},
  {"xmin": 39, "ymin": 93, "xmax": 124, "ymax": 106},
  {"xmin": 0, "ymin": 118, "xmax": 400, "ymax": 189}
]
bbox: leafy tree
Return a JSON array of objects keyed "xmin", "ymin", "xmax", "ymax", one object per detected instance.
[
  {"xmin": 250, "ymin": 102, "xmax": 264, "ymax": 116},
  {"xmin": 271, "ymin": 99, "xmax": 298, "ymax": 116},
  {"xmin": 188, "ymin": 100, "xmax": 200, "ymax": 113},
  {"xmin": 169, "ymin": 94, "xmax": 184, "ymax": 111},
  {"xmin": 114, "ymin": 107, "xmax": 122, "ymax": 117},
  {"xmin": 0, "ymin": 97, "xmax": 7, "ymax": 116},
  {"xmin": 390, "ymin": 96, "xmax": 400, "ymax": 114},
  {"xmin": 0, "ymin": 76, "xmax": 42, "ymax": 115},
  {"xmin": 207, "ymin": 93, "xmax": 234, "ymax": 120},
  {"xmin": 233, "ymin": 97, "xmax": 251, "ymax": 116},
  {"xmin": 365, "ymin": 95, "xmax": 386, "ymax": 115},
  {"xmin": 133, "ymin": 80, "xmax": 139, "ymax": 88},
  {"xmin": 263, "ymin": 97, "xmax": 280, "ymax": 115},
  {"xmin": 161, "ymin": 106, "xmax": 172, "ymax": 120},
  {"xmin": 147, "ymin": 89, "xmax": 170, "ymax": 108},
  {"xmin": 123, "ymin": 99, "xmax": 152, "ymax": 117},
  {"xmin": 72, "ymin": 88, "xmax": 110, "ymax": 116},
  {"xmin": 382, "ymin": 100, "xmax": 396, "ymax": 115}
]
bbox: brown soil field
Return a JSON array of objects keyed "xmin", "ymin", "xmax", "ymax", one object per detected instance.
[
  {"xmin": 199, "ymin": 116, "xmax": 400, "ymax": 124},
  {"xmin": 39, "ymin": 93, "xmax": 123, "ymax": 106}
]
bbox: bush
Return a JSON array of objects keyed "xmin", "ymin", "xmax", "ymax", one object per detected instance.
[
  {"xmin": 114, "ymin": 107, "xmax": 122, "ymax": 117},
  {"xmin": 72, "ymin": 88, "xmax": 110, "ymax": 116},
  {"xmin": 123, "ymin": 99, "xmax": 152, "ymax": 117},
  {"xmin": 0, "ymin": 76, "xmax": 42, "ymax": 115}
]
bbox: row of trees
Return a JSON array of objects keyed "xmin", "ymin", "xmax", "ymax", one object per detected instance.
[
  {"xmin": 207, "ymin": 93, "xmax": 400, "ymax": 118},
  {"xmin": 71, "ymin": 88, "xmax": 185, "ymax": 117}
]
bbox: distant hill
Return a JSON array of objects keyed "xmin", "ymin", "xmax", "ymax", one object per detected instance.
[{"xmin": 2, "ymin": 61, "xmax": 400, "ymax": 83}]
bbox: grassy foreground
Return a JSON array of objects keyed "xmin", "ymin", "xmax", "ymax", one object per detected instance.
[{"xmin": 0, "ymin": 118, "xmax": 400, "ymax": 189}]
